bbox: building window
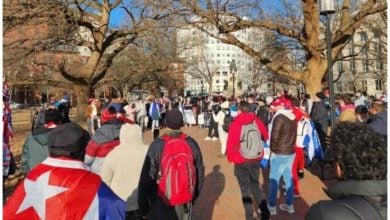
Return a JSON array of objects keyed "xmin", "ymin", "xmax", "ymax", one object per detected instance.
[
  {"xmin": 361, "ymin": 80, "xmax": 367, "ymax": 91},
  {"xmin": 360, "ymin": 32, "xmax": 368, "ymax": 42},
  {"xmin": 222, "ymin": 71, "xmax": 228, "ymax": 76},
  {"xmin": 376, "ymin": 59, "xmax": 383, "ymax": 70},
  {"xmin": 362, "ymin": 59, "xmax": 369, "ymax": 71},
  {"xmin": 216, "ymin": 80, "xmax": 220, "ymax": 84},
  {"xmin": 375, "ymin": 80, "xmax": 383, "ymax": 91},
  {"xmin": 217, "ymin": 54, "xmax": 220, "ymax": 57},
  {"xmin": 335, "ymin": 82, "xmax": 342, "ymax": 93}
]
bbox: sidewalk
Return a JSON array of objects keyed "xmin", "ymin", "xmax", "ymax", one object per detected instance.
[{"xmin": 145, "ymin": 127, "xmax": 336, "ymax": 220}]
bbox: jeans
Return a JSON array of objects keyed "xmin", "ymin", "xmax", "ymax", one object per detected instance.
[
  {"xmin": 234, "ymin": 162, "xmax": 265, "ymax": 220},
  {"xmin": 268, "ymin": 153, "xmax": 295, "ymax": 207}
]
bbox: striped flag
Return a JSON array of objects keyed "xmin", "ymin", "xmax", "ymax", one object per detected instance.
[
  {"xmin": 3, "ymin": 81, "xmax": 14, "ymax": 176},
  {"xmin": 260, "ymin": 141, "xmax": 270, "ymax": 168}
]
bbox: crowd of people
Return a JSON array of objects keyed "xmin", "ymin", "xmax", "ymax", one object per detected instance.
[{"xmin": 3, "ymin": 88, "xmax": 387, "ymax": 220}]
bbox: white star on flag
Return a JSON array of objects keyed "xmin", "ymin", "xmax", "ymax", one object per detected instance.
[{"xmin": 16, "ymin": 171, "xmax": 68, "ymax": 219}]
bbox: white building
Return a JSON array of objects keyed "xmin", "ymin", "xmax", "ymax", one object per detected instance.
[
  {"xmin": 177, "ymin": 21, "xmax": 272, "ymax": 96},
  {"xmin": 332, "ymin": 14, "xmax": 386, "ymax": 98}
]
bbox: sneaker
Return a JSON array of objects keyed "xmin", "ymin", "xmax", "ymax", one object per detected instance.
[
  {"xmin": 204, "ymin": 136, "xmax": 211, "ymax": 141},
  {"xmin": 267, "ymin": 204, "xmax": 277, "ymax": 215},
  {"xmin": 279, "ymin": 203, "xmax": 294, "ymax": 214},
  {"xmin": 259, "ymin": 200, "xmax": 270, "ymax": 220},
  {"xmin": 211, "ymin": 137, "xmax": 219, "ymax": 141},
  {"xmin": 294, "ymin": 194, "xmax": 300, "ymax": 198}
]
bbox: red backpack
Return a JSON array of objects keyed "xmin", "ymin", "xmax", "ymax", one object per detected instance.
[{"xmin": 157, "ymin": 134, "xmax": 196, "ymax": 206}]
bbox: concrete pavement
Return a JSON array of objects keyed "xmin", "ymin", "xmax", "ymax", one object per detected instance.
[{"xmin": 144, "ymin": 126, "xmax": 337, "ymax": 220}]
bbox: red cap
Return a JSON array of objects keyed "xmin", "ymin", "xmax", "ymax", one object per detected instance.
[{"xmin": 271, "ymin": 97, "xmax": 292, "ymax": 109}]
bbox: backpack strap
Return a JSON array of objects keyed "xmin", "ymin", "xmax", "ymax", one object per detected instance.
[{"xmin": 340, "ymin": 196, "xmax": 382, "ymax": 220}]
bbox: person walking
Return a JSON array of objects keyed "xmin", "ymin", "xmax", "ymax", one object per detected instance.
[
  {"xmin": 138, "ymin": 109, "xmax": 204, "ymax": 220},
  {"xmin": 216, "ymin": 100, "xmax": 230, "ymax": 157},
  {"xmin": 85, "ymin": 98, "xmax": 100, "ymax": 136},
  {"xmin": 100, "ymin": 123, "xmax": 148, "ymax": 220},
  {"xmin": 21, "ymin": 108, "xmax": 62, "ymax": 174},
  {"xmin": 267, "ymin": 97, "xmax": 297, "ymax": 215},
  {"xmin": 4, "ymin": 123, "xmax": 126, "ymax": 219},
  {"xmin": 149, "ymin": 97, "xmax": 161, "ymax": 139},
  {"xmin": 226, "ymin": 101, "xmax": 270, "ymax": 220},
  {"xmin": 84, "ymin": 107, "xmax": 122, "ymax": 174}
]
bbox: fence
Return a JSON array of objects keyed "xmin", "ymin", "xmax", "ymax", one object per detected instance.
[{"xmin": 11, "ymin": 108, "xmax": 77, "ymax": 132}]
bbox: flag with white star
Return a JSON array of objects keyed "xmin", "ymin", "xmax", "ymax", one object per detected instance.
[{"xmin": 3, "ymin": 157, "xmax": 126, "ymax": 219}]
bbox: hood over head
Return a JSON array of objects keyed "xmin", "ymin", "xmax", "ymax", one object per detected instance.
[
  {"xmin": 119, "ymin": 123, "xmax": 144, "ymax": 146},
  {"xmin": 234, "ymin": 112, "xmax": 257, "ymax": 125}
]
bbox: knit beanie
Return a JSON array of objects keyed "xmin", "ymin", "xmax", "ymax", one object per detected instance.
[
  {"xmin": 100, "ymin": 107, "xmax": 117, "ymax": 124},
  {"xmin": 165, "ymin": 109, "xmax": 183, "ymax": 130}
]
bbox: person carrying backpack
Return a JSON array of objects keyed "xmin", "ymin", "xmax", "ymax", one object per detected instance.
[
  {"xmin": 226, "ymin": 101, "xmax": 270, "ymax": 220},
  {"xmin": 138, "ymin": 109, "xmax": 205, "ymax": 220}
]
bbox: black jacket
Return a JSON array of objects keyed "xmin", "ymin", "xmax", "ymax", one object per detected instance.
[
  {"xmin": 306, "ymin": 180, "xmax": 387, "ymax": 220},
  {"xmin": 138, "ymin": 131, "xmax": 205, "ymax": 218}
]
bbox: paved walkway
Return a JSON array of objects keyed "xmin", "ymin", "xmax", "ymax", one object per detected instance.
[
  {"xmin": 7, "ymin": 124, "xmax": 337, "ymax": 220},
  {"xmin": 144, "ymin": 127, "xmax": 337, "ymax": 220}
]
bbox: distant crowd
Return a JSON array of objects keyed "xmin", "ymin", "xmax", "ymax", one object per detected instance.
[{"xmin": 3, "ymin": 88, "xmax": 387, "ymax": 220}]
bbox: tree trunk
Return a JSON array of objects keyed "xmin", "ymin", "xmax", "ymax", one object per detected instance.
[
  {"xmin": 302, "ymin": 72, "xmax": 324, "ymax": 98},
  {"xmin": 74, "ymin": 84, "xmax": 91, "ymax": 122}
]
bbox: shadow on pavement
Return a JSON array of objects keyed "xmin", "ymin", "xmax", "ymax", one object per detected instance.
[{"xmin": 193, "ymin": 164, "xmax": 225, "ymax": 220}]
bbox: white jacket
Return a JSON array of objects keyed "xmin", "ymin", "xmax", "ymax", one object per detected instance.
[{"xmin": 100, "ymin": 124, "xmax": 148, "ymax": 211}]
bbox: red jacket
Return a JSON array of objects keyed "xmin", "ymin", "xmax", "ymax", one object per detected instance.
[{"xmin": 226, "ymin": 112, "xmax": 269, "ymax": 164}]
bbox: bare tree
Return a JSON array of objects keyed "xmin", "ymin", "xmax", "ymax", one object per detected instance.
[
  {"xmin": 174, "ymin": 0, "xmax": 387, "ymax": 97},
  {"xmin": 178, "ymin": 29, "xmax": 219, "ymax": 94},
  {"xmin": 4, "ymin": 0, "xmax": 180, "ymax": 119}
]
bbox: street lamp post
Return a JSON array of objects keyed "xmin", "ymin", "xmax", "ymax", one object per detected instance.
[
  {"xmin": 230, "ymin": 59, "xmax": 237, "ymax": 98},
  {"xmin": 320, "ymin": 0, "xmax": 336, "ymax": 131},
  {"xmin": 200, "ymin": 80, "xmax": 204, "ymax": 96}
]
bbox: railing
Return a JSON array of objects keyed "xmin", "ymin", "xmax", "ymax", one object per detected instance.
[{"xmin": 10, "ymin": 107, "xmax": 77, "ymax": 132}]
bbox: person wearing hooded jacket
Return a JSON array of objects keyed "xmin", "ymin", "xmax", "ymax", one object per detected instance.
[
  {"xmin": 306, "ymin": 122, "xmax": 387, "ymax": 220},
  {"xmin": 21, "ymin": 108, "xmax": 62, "ymax": 174},
  {"xmin": 84, "ymin": 106, "xmax": 122, "ymax": 174},
  {"xmin": 226, "ymin": 101, "xmax": 269, "ymax": 220},
  {"xmin": 267, "ymin": 97, "xmax": 297, "ymax": 215},
  {"xmin": 100, "ymin": 123, "xmax": 148, "ymax": 219}
]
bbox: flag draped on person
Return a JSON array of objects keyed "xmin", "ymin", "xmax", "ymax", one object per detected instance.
[
  {"xmin": 4, "ymin": 157, "xmax": 126, "ymax": 219},
  {"xmin": 3, "ymin": 81, "xmax": 14, "ymax": 176}
]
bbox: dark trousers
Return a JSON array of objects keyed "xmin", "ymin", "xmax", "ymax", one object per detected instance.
[
  {"xmin": 148, "ymin": 198, "xmax": 192, "ymax": 220},
  {"xmin": 234, "ymin": 162, "xmax": 265, "ymax": 220},
  {"xmin": 208, "ymin": 117, "xmax": 219, "ymax": 138}
]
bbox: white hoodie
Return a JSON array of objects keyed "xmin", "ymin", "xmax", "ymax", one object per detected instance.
[{"xmin": 100, "ymin": 124, "xmax": 148, "ymax": 211}]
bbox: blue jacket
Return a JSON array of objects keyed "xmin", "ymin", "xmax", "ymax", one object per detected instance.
[{"xmin": 368, "ymin": 111, "xmax": 387, "ymax": 136}]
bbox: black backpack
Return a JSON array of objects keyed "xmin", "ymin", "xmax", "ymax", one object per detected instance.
[{"xmin": 222, "ymin": 113, "xmax": 233, "ymax": 132}]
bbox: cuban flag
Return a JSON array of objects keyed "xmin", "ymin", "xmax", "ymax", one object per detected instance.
[
  {"xmin": 4, "ymin": 157, "xmax": 126, "ymax": 220},
  {"xmin": 306, "ymin": 121, "xmax": 324, "ymax": 163},
  {"xmin": 260, "ymin": 141, "xmax": 270, "ymax": 169}
]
